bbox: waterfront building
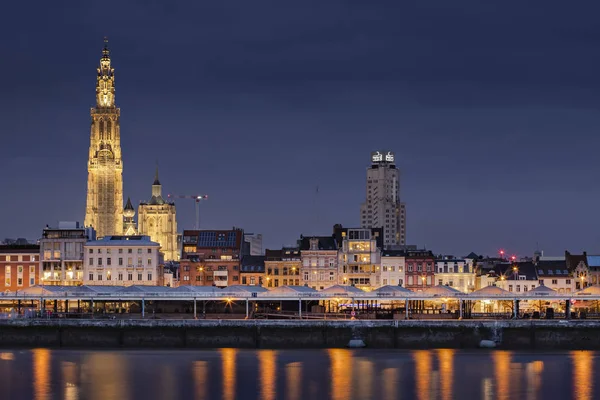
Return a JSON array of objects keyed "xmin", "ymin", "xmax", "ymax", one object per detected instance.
[
  {"xmin": 334, "ymin": 225, "xmax": 383, "ymax": 291},
  {"xmin": 39, "ymin": 222, "xmax": 96, "ymax": 286},
  {"xmin": 434, "ymin": 256, "xmax": 475, "ymax": 293},
  {"xmin": 83, "ymin": 235, "xmax": 160, "ymax": 286},
  {"xmin": 299, "ymin": 236, "xmax": 338, "ymax": 290},
  {"xmin": 535, "ymin": 260, "xmax": 573, "ymax": 294},
  {"xmin": 243, "ymin": 233, "xmax": 263, "ymax": 256},
  {"xmin": 359, "ymin": 151, "xmax": 406, "ymax": 248},
  {"xmin": 494, "ymin": 262, "xmax": 538, "ymax": 294},
  {"xmin": 381, "ymin": 250, "xmax": 406, "ymax": 287},
  {"xmin": 565, "ymin": 251, "xmax": 592, "ymax": 289},
  {"xmin": 179, "ymin": 229, "xmax": 243, "ymax": 287},
  {"xmin": 0, "ymin": 244, "xmax": 40, "ymax": 292},
  {"xmin": 84, "ymin": 39, "xmax": 124, "ymax": 238},
  {"xmin": 137, "ymin": 167, "xmax": 178, "ymax": 261},
  {"xmin": 404, "ymin": 249, "xmax": 435, "ymax": 291},
  {"xmin": 240, "ymin": 255, "xmax": 265, "ymax": 286},
  {"xmin": 264, "ymin": 248, "xmax": 301, "ymax": 288}
]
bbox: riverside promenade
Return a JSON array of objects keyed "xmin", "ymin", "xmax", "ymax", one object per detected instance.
[{"xmin": 2, "ymin": 319, "xmax": 600, "ymax": 350}]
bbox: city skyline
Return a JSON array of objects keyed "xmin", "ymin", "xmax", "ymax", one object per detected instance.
[{"xmin": 3, "ymin": 1, "xmax": 600, "ymax": 256}]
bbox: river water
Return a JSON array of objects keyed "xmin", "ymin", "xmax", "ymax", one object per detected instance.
[{"xmin": 0, "ymin": 348, "xmax": 595, "ymax": 400}]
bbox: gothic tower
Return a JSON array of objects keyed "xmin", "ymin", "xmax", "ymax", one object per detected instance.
[
  {"xmin": 84, "ymin": 38, "xmax": 124, "ymax": 237},
  {"xmin": 138, "ymin": 165, "xmax": 179, "ymax": 261}
]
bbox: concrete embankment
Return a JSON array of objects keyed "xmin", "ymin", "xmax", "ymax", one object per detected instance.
[{"xmin": 1, "ymin": 319, "xmax": 600, "ymax": 349}]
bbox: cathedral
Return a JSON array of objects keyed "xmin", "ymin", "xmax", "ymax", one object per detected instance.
[
  {"xmin": 84, "ymin": 38, "xmax": 123, "ymax": 237},
  {"xmin": 137, "ymin": 167, "xmax": 178, "ymax": 261},
  {"xmin": 84, "ymin": 39, "xmax": 178, "ymax": 261}
]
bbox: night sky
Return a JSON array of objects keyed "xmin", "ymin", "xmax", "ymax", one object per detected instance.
[{"xmin": 2, "ymin": 1, "xmax": 600, "ymax": 257}]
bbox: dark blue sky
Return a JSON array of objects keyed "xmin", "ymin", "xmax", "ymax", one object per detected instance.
[{"xmin": 2, "ymin": 0, "xmax": 600, "ymax": 257}]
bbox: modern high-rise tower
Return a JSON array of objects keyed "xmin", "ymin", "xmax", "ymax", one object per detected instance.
[
  {"xmin": 360, "ymin": 151, "xmax": 406, "ymax": 248},
  {"xmin": 84, "ymin": 39, "xmax": 124, "ymax": 238}
]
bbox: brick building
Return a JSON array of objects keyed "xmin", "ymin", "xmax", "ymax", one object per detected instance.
[
  {"xmin": 180, "ymin": 229, "xmax": 243, "ymax": 287},
  {"xmin": 404, "ymin": 249, "xmax": 435, "ymax": 291},
  {"xmin": 0, "ymin": 245, "xmax": 40, "ymax": 292}
]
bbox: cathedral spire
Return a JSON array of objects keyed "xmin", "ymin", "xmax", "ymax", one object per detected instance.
[
  {"xmin": 154, "ymin": 161, "xmax": 160, "ymax": 185},
  {"xmin": 96, "ymin": 37, "xmax": 115, "ymax": 108}
]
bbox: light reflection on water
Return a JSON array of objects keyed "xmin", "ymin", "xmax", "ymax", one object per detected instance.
[{"xmin": 3, "ymin": 348, "xmax": 597, "ymax": 399}]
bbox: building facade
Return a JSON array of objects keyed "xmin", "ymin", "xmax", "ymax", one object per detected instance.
[
  {"xmin": 264, "ymin": 248, "xmax": 301, "ymax": 288},
  {"xmin": 240, "ymin": 255, "xmax": 265, "ymax": 286},
  {"xmin": 381, "ymin": 250, "xmax": 406, "ymax": 287},
  {"xmin": 180, "ymin": 230, "xmax": 243, "ymax": 287},
  {"xmin": 137, "ymin": 167, "xmax": 178, "ymax": 261},
  {"xmin": 0, "ymin": 245, "xmax": 40, "ymax": 292},
  {"xmin": 434, "ymin": 256, "xmax": 475, "ymax": 293},
  {"xmin": 404, "ymin": 249, "xmax": 435, "ymax": 291},
  {"xmin": 360, "ymin": 151, "xmax": 406, "ymax": 248},
  {"xmin": 536, "ymin": 260, "xmax": 573, "ymax": 294},
  {"xmin": 299, "ymin": 236, "xmax": 338, "ymax": 290},
  {"xmin": 84, "ymin": 39, "xmax": 124, "ymax": 238},
  {"xmin": 39, "ymin": 222, "xmax": 96, "ymax": 286},
  {"xmin": 83, "ymin": 236, "xmax": 160, "ymax": 286},
  {"xmin": 335, "ymin": 225, "xmax": 383, "ymax": 291}
]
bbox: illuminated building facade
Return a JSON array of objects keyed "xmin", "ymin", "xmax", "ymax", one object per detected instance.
[
  {"xmin": 434, "ymin": 256, "xmax": 475, "ymax": 293},
  {"xmin": 264, "ymin": 248, "xmax": 301, "ymax": 288},
  {"xmin": 137, "ymin": 167, "xmax": 178, "ymax": 261},
  {"xmin": 39, "ymin": 222, "xmax": 96, "ymax": 286},
  {"xmin": 180, "ymin": 230, "xmax": 243, "ymax": 287},
  {"xmin": 381, "ymin": 250, "xmax": 406, "ymax": 287},
  {"xmin": 335, "ymin": 225, "xmax": 383, "ymax": 290},
  {"xmin": 404, "ymin": 249, "xmax": 435, "ymax": 290},
  {"xmin": 299, "ymin": 236, "xmax": 338, "ymax": 290},
  {"xmin": 83, "ymin": 236, "xmax": 160, "ymax": 286},
  {"xmin": 84, "ymin": 39, "xmax": 124, "ymax": 238},
  {"xmin": 360, "ymin": 151, "xmax": 406, "ymax": 248},
  {"xmin": 0, "ymin": 245, "xmax": 40, "ymax": 291}
]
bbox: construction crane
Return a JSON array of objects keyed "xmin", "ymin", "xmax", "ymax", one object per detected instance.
[{"xmin": 167, "ymin": 194, "xmax": 208, "ymax": 230}]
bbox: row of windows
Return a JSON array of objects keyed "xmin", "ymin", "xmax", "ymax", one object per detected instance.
[
  {"xmin": 4, "ymin": 277, "xmax": 35, "ymax": 287},
  {"xmin": 182, "ymin": 265, "xmax": 237, "ymax": 272},
  {"xmin": 181, "ymin": 275, "xmax": 240, "ymax": 282},
  {"xmin": 89, "ymin": 258, "xmax": 153, "ymax": 266},
  {"xmin": 303, "ymin": 271, "xmax": 335, "ymax": 281},
  {"xmin": 407, "ymin": 264, "xmax": 433, "ymax": 272},
  {"xmin": 266, "ymin": 278, "xmax": 300, "ymax": 288},
  {"xmin": 0, "ymin": 256, "xmax": 37, "ymax": 262},
  {"xmin": 88, "ymin": 273, "xmax": 152, "ymax": 281},
  {"xmin": 88, "ymin": 248, "xmax": 153, "ymax": 254}
]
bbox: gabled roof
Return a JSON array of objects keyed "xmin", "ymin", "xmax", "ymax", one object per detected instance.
[
  {"xmin": 320, "ymin": 285, "xmax": 365, "ymax": 295},
  {"xmin": 422, "ymin": 285, "xmax": 463, "ymax": 297},
  {"xmin": 115, "ymin": 285, "xmax": 172, "ymax": 294},
  {"xmin": 170, "ymin": 285, "xmax": 220, "ymax": 294},
  {"xmin": 220, "ymin": 285, "xmax": 268, "ymax": 294},
  {"xmin": 574, "ymin": 285, "xmax": 600, "ymax": 296},
  {"xmin": 470, "ymin": 285, "xmax": 510, "ymax": 296},
  {"xmin": 374, "ymin": 285, "xmax": 413, "ymax": 295},
  {"xmin": 465, "ymin": 252, "xmax": 479, "ymax": 259},
  {"xmin": 525, "ymin": 284, "xmax": 557, "ymax": 296},
  {"xmin": 260, "ymin": 285, "xmax": 318, "ymax": 296}
]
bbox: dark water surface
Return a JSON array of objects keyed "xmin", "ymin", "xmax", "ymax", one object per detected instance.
[{"xmin": 0, "ymin": 348, "xmax": 597, "ymax": 399}]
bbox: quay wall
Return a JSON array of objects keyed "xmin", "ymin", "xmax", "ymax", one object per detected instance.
[{"xmin": 1, "ymin": 320, "xmax": 600, "ymax": 349}]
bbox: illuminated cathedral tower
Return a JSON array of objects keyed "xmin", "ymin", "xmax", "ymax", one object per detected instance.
[{"xmin": 84, "ymin": 38, "xmax": 124, "ymax": 237}]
